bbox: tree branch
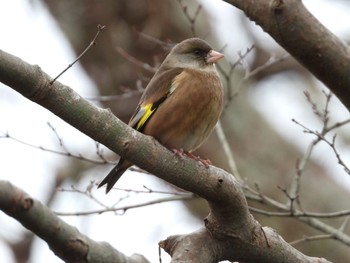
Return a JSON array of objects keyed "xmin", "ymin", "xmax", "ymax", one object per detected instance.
[
  {"xmin": 223, "ymin": 0, "xmax": 350, "ymax": 111},
  {"xmin": 0, "ymin": 49, "xmax": 331, "ymax": 262},
  {"xmin": 0, "ymin": 180, "xmax": 150, "ymax": 263}
]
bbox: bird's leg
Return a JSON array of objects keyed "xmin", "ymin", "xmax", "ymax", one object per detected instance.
[
  {"xmin": 172, "ymin": 149, "xmax": 211, "ymax": 168},
  {"xmin": 172, "ymin": 148, "xmax": 187, "ymax": 159},
  {"xmin": 188, "ymin": 152, "xmax": 211, "ymax": 168}
]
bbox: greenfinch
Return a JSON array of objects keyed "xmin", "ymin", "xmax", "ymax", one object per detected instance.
[{"xmin": 99, "ymin": 38, "xmax": 224, "ymax": 193}]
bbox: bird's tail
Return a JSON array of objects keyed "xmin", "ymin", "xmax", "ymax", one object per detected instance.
[{"xmin": 98, "ymin": 159, "xmax": 133, "ymax": 193}]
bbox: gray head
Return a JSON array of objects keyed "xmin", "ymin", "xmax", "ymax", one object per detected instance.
[{"xmin": 162, "ymin": 38, "xmax": 224, "ymax": 70}]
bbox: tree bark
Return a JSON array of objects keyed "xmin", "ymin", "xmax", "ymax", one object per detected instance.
[
  {"xmin": 0, "ymin": 180, "xmax": 150, "ymax": 263},
  {"xmin": 223, "ymin": 0, "xmax": 350, "ymax": 111},
  {"xmin": 0, "ymin": 49, "xmax": 330, "ymax": 262}
]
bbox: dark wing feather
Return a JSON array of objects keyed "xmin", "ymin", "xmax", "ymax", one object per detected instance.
[
  {"xmin": 98, "ymin": 67, "xmax": 184, "ymax": 193},
  {"xmin": 128, "ymin": 67, "xmax": 184, "ymax": 132}
]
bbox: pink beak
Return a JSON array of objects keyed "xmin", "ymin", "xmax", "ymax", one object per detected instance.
[{"xmin": 206, "ymin": 50, "xmax": 224, "ymax": 64}]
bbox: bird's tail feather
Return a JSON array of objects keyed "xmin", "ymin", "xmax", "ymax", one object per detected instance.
[{"xmin": 98, "ymin": 159, "xmax": 132, "ymax": 193}]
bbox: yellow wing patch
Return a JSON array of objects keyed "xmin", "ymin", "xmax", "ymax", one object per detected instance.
[
  {"xmin": 136, "ymin": 103, "xmax": 156, "ymax": 130},
  {"xmin": 130, "ymin": 71, "xmax": 188, "ymax": 131}
]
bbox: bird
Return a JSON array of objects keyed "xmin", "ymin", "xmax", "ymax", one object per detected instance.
[{"xmin": 98, "ymin": 38, "xmax": 224, "ymax": 193}]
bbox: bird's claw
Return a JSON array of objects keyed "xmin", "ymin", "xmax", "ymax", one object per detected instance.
[{"xmin": 172, "ymin": 149, "xmax": 211, "ymax": 168}]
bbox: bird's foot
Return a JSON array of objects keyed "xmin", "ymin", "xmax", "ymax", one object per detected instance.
[
  {"xmin": 172, "ymin": 149, "xmax": 211, "ymax": 168},
  {"xmin": 172, "ymin": 148, "xmax": 189, "ymax": 161}
]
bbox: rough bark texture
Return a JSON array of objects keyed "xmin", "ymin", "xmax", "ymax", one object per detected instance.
[
  {"xmin": 224, "ymin": 0, "xmax": 350, "ymax": 111},
  {"xmin": 0, "ymin": 49, "xmax": 330, "ymax": 262},
  {"xmin": 33, "ymin": 2, "xmax": 350, "ymax": 261},
  {"xmin": 1, "ymin": 0, "xmax": 350, "ymax": 262},
  {"xmin": 0, "ymin": 181, "xmax": 150, "ymax": 263}
]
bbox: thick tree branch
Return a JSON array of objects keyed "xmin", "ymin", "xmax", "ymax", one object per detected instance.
[
  {"xmin": 223, "ymin": 0, "xmax": 350, "ymax": 111},
  {"xmin": 159, "ymin": 227, "xmax": 329, "ymax": 263},
  {"xmin": 0, "ymin": 49, "xmax": 331, "ymax": 262},
  {"xmin": 0, "ymin": 180, "xmax": 150, "ymax": 263}
]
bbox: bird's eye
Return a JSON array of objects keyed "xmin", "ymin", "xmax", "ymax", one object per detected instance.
[{"xmin": 193, "ymin": 49, "xmax": 203, "ymax": 56}]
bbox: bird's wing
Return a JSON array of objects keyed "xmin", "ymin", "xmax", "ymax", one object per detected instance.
[{"xmin": 128, "ymin": 67, "xmax": 184, "ymax": 132}]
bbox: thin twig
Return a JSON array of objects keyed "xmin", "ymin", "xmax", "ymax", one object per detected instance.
[
  {"xmin": 244, "ymin": 53, "xmax": 289, "ymax": 80},
  {"xmin": 215, "ymin": 120, "xmax": 240, "ymax": 179},
  {"xmin": 132, "ymin": 28, "xmax": 172, "ymax": 49},
  {"xmin": 292, "ymin": 119, "xmax": 350, "ymax": 175},
  {"xmin": 249, "ymin": 206, "xmax": 350, "ymax": 218},
  {"xmin": 322, "ymin": 135, "xmax": 350, "ymax": 175},
  {"xmin": 325, "ymin": 119, "xmax": 350, "ymax": 132},
  {"xmin": 277, "ymin": 185, "xmax": 299, "ymax": 215},
  {"xmin": 289, "ymin": 234, "xmax": 333, "ymax": 246},
  {"xmin": 75, "ymin": 182, "xmax": 111, "ymax": 209},
  {"xmin": 47, "ymin": 121, "xmax": 69, "ymax": 152},
  {"xmin": 244, "ymin": 183, "xmax": 350, "ymax": 245},
  {"xmin": 50, "ymin": 24, "xmax": 106, "ymax": 84},
  {"xmin": 85, "ymin": 89, "xmax": 142, "ymax": 102},
  {"xmin": 339, "ymin": 217, "xmax": 350, "ymax": 232},
  {"xmin": 0, "ymin": 130, "xmax": 109, "ymax": 164},
  {"xmin": 176, "ymin": 0, "xmax": 202, "ymax": 36},
  {"xmin": 218, "ymin": 45, "xmax": 255, "ymax": 112},
  {"xmin": 95, "ymin": 141, "xmax": 108, "ymax": 162},
  {"xmin": 54, "ymin": 195, "xmax": 196, "ymax": 216},
  {"xmin": 288, "ymin": 138, "xmax": 319, "ymax": 211},
  {"xmin": 115, "ymin": 46, "xmax": 156, "ymax": 73},
  {"xmin": 288, "ymin": 90, "xmax": 350, "ymax": 216},
  {"xmin": 76, "ymin": 183, "xmax": 195, "ymax": 196}
]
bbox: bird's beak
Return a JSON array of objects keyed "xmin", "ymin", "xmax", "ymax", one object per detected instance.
[{"xmin": 206, "ymin": 50, "xmax": 224, "ymax": 64}]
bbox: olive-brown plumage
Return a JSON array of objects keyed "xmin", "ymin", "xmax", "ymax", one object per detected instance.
[{"xmin": 99, "ymin": 38, "xmax": 224, "ymax": 193}]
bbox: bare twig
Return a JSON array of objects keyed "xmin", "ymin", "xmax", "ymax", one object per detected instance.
[
  {"xmin": 217, "ymin": 45, "xmax": 255, "ymax": 111},
  {"xmin": 57, "ymin": 183, "xmax": 196, "ymax": 216},
  {"xmin": 141, "ymin": 185, "xmax": 194, "ymax": 196},
  {"xmin": 115, "ymin": 46, "xmax": 156, "ymax": 73},
  {"xmin": 0, "ymin": 180, "xmax": 151, "ymax": 262},
  {"xmin": 54, "ymin": 195, "xmax": 196, "ymax": 216},
  {"xmin": 287, "ymin": 90, "xmax": 350, "ymax": 219},
  {"xmin": 322, "ymin": 135, "xmax": 350, "ymax": 175},
  {"xmin": 84, "ymin": 89, "xmax": 142, "ymax": 102},
  {"xmin": 95, "ymin": 141, "xmax": 108, "ymax": 162},
  {"xmin": 132, "ymin": 28, "xmax": 172, "ymax": 49},
  {"xmin": 72, "ymin": 182, "xmax": 111, "ymax": 209},
  {"xmin": 220, "ymin": 48, "xmax": 289, "ymax": 111},
  {"xmin": 215, "ymin": 120, "xmax": 240, "ymax": 179},
  {"xmin": 245, "ymin": 53, "xmax": 289, "ymax": 80},
  {"xmin": 339, "ymin": 217, "xmax": 350, "ymax": 233},
  {"xmin": 249, "ymin": 206, "xmax": 350, "ymax": 218},
  {"xmin": 325, "ymin": 119, "xmax": 350, "ymax": 132},
  {"xmin": 277, "ymin": 186, "xmax": 298, "ymax": 215},
  {"xmin": 292, "ymin": 119, "xmax": 350, "ymax": 175},
  {"xmin": 288, "ymin": 138, "xmax": 319, "ymax": 212},
  {"xmin": 289, "ymin": 234, "xmax": 334, "ymax": 246},
  {"xmin": 176, "ymin": 0, "xmax": 202, "ymax": 36},
  {"xmin": 0, "ymin": 130, "xmax": 109, "ymax": 164},
  {"xmin": 59, "ymin": 184, "xmax": 194, "ymax": 197},
  {"xmin": 50, "ymin": 24, "xmax": 106, "ymax": 84},
  {"xmin": 47, "ymin": 121, "xmax": 68, "ymax": 151}
]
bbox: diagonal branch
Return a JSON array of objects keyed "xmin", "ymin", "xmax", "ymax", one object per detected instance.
[
  {"xmin": 0, "ymin": 49, "xmax": 332, "ymax": 262},
  {"xmin": 223, "ymin": 0, "xmax": 350, "ymax": 111},
  {"xmin": 0, "ymin": 180, "xmax": 150, "ymax": 263}
]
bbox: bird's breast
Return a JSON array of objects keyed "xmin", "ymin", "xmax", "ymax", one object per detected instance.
[{"xmin": 143, "ymin": 69, "xmax": 223, "ymax": 152}]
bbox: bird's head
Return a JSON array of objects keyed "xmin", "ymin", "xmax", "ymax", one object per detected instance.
[{"xmin": 163, "ymin": 38, "xmax": 224, "ymax": 71}]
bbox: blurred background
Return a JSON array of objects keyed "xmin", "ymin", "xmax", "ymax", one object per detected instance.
[{"xmin": 1, "ymin": 0, "xmax": 350, "ymax": 262}]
